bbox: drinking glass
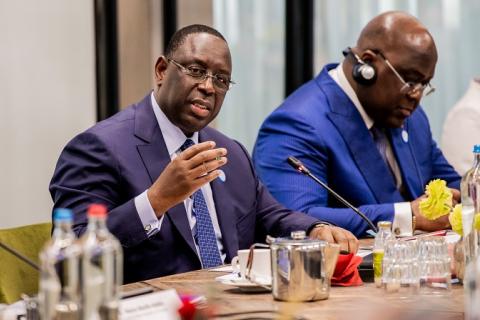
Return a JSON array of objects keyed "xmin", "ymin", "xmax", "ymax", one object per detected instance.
[
  {"xmin": 417, "ymin": 236, "xmax": 451, "ymax": 295},
  {"xmin": 21, "ymin": 294, "xmax": 40, "ymax": 320},
  {"xmin": 382, "ymin": 239, "xmax": 419, "ymax": 297}
]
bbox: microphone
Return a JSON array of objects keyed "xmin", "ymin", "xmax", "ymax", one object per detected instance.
[
  {"xmin": 0, "ymin": 241, "xmax": 40, "ymax": 271},
  {"xmin": 287, "ymin": 156, "xmax": 378, "ymax": 233}
]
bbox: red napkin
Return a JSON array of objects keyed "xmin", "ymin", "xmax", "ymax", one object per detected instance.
[
  {"xmin": 178, "ymin": 295, "xmax": 197, "ymax": 320},
  {"xmin": 331, "ymin": 253, "xmax": 363, "ymax": 286}
]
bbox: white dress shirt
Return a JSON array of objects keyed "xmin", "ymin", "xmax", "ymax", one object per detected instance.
[
  {"xmin": 442, "ymin": 78, "xmax": 480, "ymax": 176},
  {"xmin": 329, "ymin": 63, "xmax": 413, "ymax": 236},
  {"xmin": 134, "ymin": 93, "xmax": 225, "ymax": 262}
]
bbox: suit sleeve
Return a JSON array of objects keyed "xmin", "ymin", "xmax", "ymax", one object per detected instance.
[
  {"xmin": 417, "ymin": 109, "xmax": 461, "ymax": 190},
  {"xmin": 233, "ymin": 141, "xmax": 322, "ymax": 237},
  {"xmin": 253, "ymin": 111, "xmax": 393, "ymax": 237},
  {"xmin": 49, "ymin": 131, "xmax": 148, "ymax": 247},
  {"xmin": 430, "ymin": 139, "xmax": 461, "ymax": 189}
]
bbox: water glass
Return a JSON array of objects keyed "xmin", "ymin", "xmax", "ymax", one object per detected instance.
[
  {"xmin": 21, "ymin": 294, "xmax": 40, "ymax": 320},
  {"xmin": 417, "ymin": 236, "xmax": 451, "ymax": 294},
  {"xmin": 382, "ymin": 239, "xmax": 419, "ymax": 297}
]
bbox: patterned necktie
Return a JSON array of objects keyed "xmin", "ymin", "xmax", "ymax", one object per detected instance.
[
  {"xmin": 371, "ymin": 126, "xmax": 396, "ymax": 183},
  {"xmin": 180, "ymin": 139, "xmax": 222, "ymax": 268}
]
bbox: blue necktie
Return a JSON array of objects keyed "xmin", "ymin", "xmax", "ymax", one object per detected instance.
[
  {"xmin": 371, "ymin": 126, "xmax": 396, "ymax": 183},
  {"xmin": 180, "ymin": 139, "xmax": 222, "ymax": 268}
]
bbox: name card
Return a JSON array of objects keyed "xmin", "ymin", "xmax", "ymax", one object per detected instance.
[{"xmin": 120, "ymin": 289, "xmax": 182, "ymax": 320}]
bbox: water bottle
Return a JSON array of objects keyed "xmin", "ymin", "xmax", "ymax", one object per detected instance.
[
  {"xmin": 39, "ymin": 208, "xmax": 81, "ymax": 319},
  {"xmin": 463, "ymin": 145, "xmax": 480, "ymax": 319},
  {"xmin": 461, "ymin": 145, "xmax": 480, "ymax": 266},
  {"xmin": 465, "ymin": 255, "xmax": 480, "ymax": 320},
  {"xmin": 373, "ymin": 221, "xmax": 394, "ymax": 287},
  {"xmin": 79, "ymin": 204, "xmax": 123, "ymax": 320}
]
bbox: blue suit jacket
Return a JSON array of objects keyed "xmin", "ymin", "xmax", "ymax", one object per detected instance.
[
  {"xmin": 49, "ymin": 94, "xmax": 320, "ymax": 283},
  {"xmin": 253, "ymin": 64, "xmax": 461, "ymax": 237}
]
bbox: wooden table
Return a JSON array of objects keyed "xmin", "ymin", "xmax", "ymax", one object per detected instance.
[{"xmin": 122, "ymin": 239, "xmax": 465, "ymax": 320}]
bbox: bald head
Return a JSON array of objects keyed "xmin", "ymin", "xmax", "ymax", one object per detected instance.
[
  {"xmin": 343, "ymin": 11, "xmax": 438, "ymax": 128},
  {"xmin": 356, "ymin": 11, "xmax": 437, "ymax": 61}
]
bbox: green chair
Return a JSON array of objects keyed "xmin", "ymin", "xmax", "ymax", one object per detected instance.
[{"xmin": 0, "ymin": 222, "xmax": 51, "ymax": 304}]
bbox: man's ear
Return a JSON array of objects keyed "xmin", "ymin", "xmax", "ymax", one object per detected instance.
[
  {"xmin": 360, "ymin": 49, "xmax": 378, "ymax": 64},
  {"xmin": 154, "ymin": 56, "xmax": 169, "ymax": 85}
]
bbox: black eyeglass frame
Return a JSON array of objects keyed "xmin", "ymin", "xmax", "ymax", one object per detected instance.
[{"xmin": 167, "ymin": 58, "xmax": 235, "ymax": 92}]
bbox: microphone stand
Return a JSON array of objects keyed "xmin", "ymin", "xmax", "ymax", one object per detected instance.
[
  {"xmin": 0, "ymin": 241, "xmax": 40, "ymax": 271},
  {"xmin": 287, "ymin": 156, "xmax": 378, "ymax": 233}
]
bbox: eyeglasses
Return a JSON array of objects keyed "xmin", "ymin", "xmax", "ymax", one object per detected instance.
[
  {"xmin": 167, "ymin": 58, "xmax": 235, "ymax": 92},
  {"xmin": 376, "ymin": 52, "xmax": 435, "ymax": 97}
]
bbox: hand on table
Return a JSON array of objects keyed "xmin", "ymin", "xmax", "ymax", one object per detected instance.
[
  {"xmin": 309, "ymin": 225, "xmax": 359, "ymax": 254},
  {"xmin": 450, "ymin": 188, "xmax": 460, "ymax": 206},
  {"xmin": 411, "ymin": 193, "xmax": 451, "ymax": 232}
]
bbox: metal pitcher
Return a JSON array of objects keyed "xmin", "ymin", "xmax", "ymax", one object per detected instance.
[{"xmin": 269, "ymin": 231, "xmax": 339, "ymax": 302}]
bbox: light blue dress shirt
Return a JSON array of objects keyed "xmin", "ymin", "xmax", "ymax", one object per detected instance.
[{"xmin": 133, "ymin": 93, "xmax": 225, "ymax": 261}]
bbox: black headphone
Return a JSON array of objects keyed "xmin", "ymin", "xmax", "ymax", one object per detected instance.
[{"xmin": 342, "ymin": 47, "xmax": 377, "ymax": 86}]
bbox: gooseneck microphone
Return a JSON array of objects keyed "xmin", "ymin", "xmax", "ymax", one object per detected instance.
[
  {"xmin": 0, "ymin": 241, "xmax": 40, "ymax": 270},
  {"xmin": 287, "ymin": 156, "xmax": 378, "ymax": 233}
]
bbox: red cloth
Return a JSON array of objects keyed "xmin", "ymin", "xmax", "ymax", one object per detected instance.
[
  {"xmin": 331, "ymin": 253, "xmax": 363, "ymax": 286},
  {"xmin": 178, "ymin": 295, "xmax": 197, "ymax": 320}
]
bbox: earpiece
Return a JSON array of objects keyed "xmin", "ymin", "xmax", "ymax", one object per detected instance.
[{"xmin": 343, "ymin": 47, "xmax": 377, "ymax": 86}]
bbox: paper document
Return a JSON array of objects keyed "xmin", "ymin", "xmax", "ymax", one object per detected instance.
[
  {"xmin": 119, "ymin": 289, "xmax": 182, "ymax": 320},
  {"xmin": 208, "ymin": 265, "xmax": 234, "ymax": 272}
]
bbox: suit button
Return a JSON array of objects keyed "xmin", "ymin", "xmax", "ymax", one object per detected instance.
[{"xmin": 394, "ymin": 227, "xmax": 401, "ymax": 235}]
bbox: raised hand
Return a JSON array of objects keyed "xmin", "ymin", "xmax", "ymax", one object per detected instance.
[{"xmin": 147, "ymin": 141, "xmax": 227, "ymax": 216}]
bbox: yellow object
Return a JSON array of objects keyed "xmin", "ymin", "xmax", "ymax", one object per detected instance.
[
  {"xmin": 449, "ymin": 204, "xmax": 463, "ymax": 236},
  {"xmin": 474, "ymin": 213, "xmax": 480, "ymax": 231},
  {"xmin": 0, "ymin": 222, "xmax": 51, "ymax": 304},
  {"xmin": 419, "ymin": 179, "xmax": 452, "ymax": 220},
  {"xmin": 373, "ymin": 249, "xmax": 384, "ymax": 288}
]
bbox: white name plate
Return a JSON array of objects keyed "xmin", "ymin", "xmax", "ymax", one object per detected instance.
[{"xmin": 119, "ymin": 289, "xmax": 182, "ymax": 320}]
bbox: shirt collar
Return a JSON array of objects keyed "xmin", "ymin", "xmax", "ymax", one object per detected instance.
[
  {"xmin": 328, "ymin": 62, "xmax": 374, "ymax": 130},
  {"xmin": 150, "ymin": 92, "xmax": 199, "ymax": 157}
]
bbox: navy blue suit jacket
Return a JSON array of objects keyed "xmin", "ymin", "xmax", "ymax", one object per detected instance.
[
  {"xmin": 50, "ymin": 94, "xmax": 320, "ymax": 283},
  {"xmin": 253, "ymin": 64, "xmax": 461, "ymax": 237}
]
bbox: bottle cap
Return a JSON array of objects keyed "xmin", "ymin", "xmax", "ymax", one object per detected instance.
[
  {"xmin": 53, "ymin": 208, "xmax": 73, "ymax": 222},
  {"xmin": 87, "ymin": 204, "xmax": 108, "ymax": 217},
  {"xmin": 474, "ymin": 145, "xmax": 480, "ymax": 153},
  {"xmin": 377, "ymin": 221, "xmax": 392, "ymax": 228}
]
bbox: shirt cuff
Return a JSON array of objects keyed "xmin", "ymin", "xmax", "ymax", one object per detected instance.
[
  {"xmin": 393, "ymin": 202, "xmax": 413, "ymax": 236},
  {"xmin": 134, "ymin": 190, "xmax": 163, "ymax": 237}
]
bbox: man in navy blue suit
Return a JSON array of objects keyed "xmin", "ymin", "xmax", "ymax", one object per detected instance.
[
  {"xmin": 50, "ymin": 24, "xmax": 357, "ymax": 283},
  {"xmin": 253, "ymin": 11, "xmax": 461, "ymax": 237}
]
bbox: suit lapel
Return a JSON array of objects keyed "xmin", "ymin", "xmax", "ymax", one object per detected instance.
[
  {"xmin": 134, "ymin": 94, "xmax": 197, "ymax": 256},
  {"xmin": 389, "ymin": 120, "xmax": 424, "ymax": 199},
  {"xmin": 199, "ymin": 129, "xmax": 238, "ymax": 262},
  {"xmin": 321, "ymin": 70, "xmax": 403, "ymax": 203}
]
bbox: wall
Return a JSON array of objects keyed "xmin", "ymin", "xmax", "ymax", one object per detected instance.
[
  {"xmin": 117, "ymin": 0, "xmax": 163, "ymax": 108},
  {"xmin": 116, "ymin": 0, "xmax": 213, "ymax": 112},
  {"xmin": 0, "ymin": 0, "xmax": 96, "ymax": 228}
]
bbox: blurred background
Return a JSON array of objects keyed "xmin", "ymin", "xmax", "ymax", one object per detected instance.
[{"xmin": 1, "ymin": 0, "xmax": 479, "ymax": 228}]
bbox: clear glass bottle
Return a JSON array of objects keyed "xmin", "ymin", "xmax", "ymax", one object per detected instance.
[
  {"xmin": 465, "ymin": 255, "xmax": 480, "ymax": 319},
  {"xmin": 79, "ymin": 204, "xmax": 123, "ymax": 320},
  {"xmin": 373, "ymin": 221, "xmax": 394, "ymax": 288},
  {"xmin": 463, "ymin": 145, "xmax": 480, "ymax": 319},
  {"xmin": 39, "ymin": 208, "xmax": 81, "ymax": 320},
  {"xmin": 461, "ymin": 145, "xmax": 480, "ymax": 266}
]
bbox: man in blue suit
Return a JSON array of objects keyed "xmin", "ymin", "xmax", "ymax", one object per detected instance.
[
  {"xmin": 253, "ymin": 11, "xmax": 461, "ymax": 237},
  {"xmin": 50, "ymin": 25, "xmax": 357, "ymax": 283}
]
